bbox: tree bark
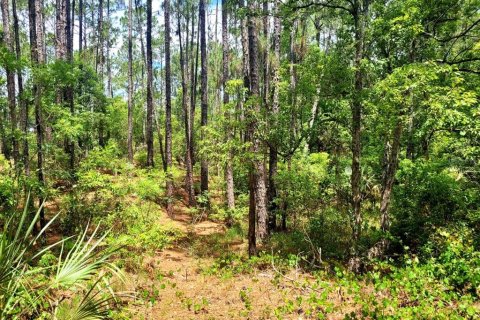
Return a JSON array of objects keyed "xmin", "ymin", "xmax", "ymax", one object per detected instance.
[
  {"xmin": 0, "ymin": 110, "xmax": 8, "ymax": 159},
  {"xmin": 177, "ymin": 3, "xmax": 196, "ymax": 207},
  {"xmin": 239, "ymin": 0, "xmax": 249, "ymax": 144},
  {"xmin": 55, "ymin": 0, "xmax": 67, "ymax": 60},
  {"xmin": 268, "ymin": 2, "xmax": 281, "ymax": 232},
  {"xmin": 146, "ymin": 0, "xmax": 154, "ymax": 167},
  {"xmin": 12, "ymin": 0, "xmax": 28, "ymax": 175},
  {"xmin": 199, "ymin": 0, "xmax": 209, "ymax": 199},
  {"xmin": 223, "ymin": 0, "xmax": 235, "ymax": 214},
  {"xmin": 368, "ymin": 119, "xmax": 403, "ymax": 260},
  {"xmin": 127, "ymin": 0, "xmax": 134, "ymax": 162},
  {"xmin": 66, "ymin": 0, "xmax": 75, "ymax": 176},
  {"xmin": 247, "ymin": 0, "xmax": 268, "ymax": 244},
  {"xmin": 29, "ymin": 0, "xmax": 46, "ymax": 230},
  {"xmin": 71, "ymin": 0, "xmax": 75, "ymax": 49},
  {"xmin": 348, "ymin": 0, "xmax": 369, "ymax": 273},
  {"xmin": 79, "ymin": 0, "xmax": 83, "ymax": 53},
  {"xmin": 189, "ymin": 2, "xmax": 198, "ymax": 168},
  {"xmin": 135, "ymin": 0, "xmax": 146, "ymax": 81},
  {"xmin": 406, "ymin": 105, "xmax": 414, "ymax": 160},
  {"xmin": 262, "ymin": 1, "xmax": 269, "ymax": 110},
  {"xmin": 1, "ymin": 0, "xmax": 19, "ymax": 166},
  {"xmin": 106, "ymin": 0, "xmax": 113, "ymax": 98},
  {"xmin": 55, "ymin": 0, "xmax": 74, "ymax": 175},
  {"xmin": 240, "ymin": 0, "xmax": 255, "ymax": 256},
  {"xmin": 164, "ymin": 0, "xmax": 174, "ymax": 216},
  {"xmin": 97, "ymin": 0, "xmax": 106, "ymax": 147},
  {"xmin": 97, "ymin": 0, "xmax": 104, "ymax": 77},
  {"xmin": 55, "ymin": 0, "xmax": 66, "ymax": 136}
]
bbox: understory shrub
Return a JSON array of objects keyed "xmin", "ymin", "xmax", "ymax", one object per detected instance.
[
  {"xmin": 391, "ymin": 159, "xmax": 470, "ymax": 252},
  {"xmin": 307, "ymin": 207, "xmax": 352, "ymax": 260},
  {"xmin": 421, "ymin": 226, "xmax": 480, "ymax": 296},
  {"xmin": 106, "ymin": 203, "xmax": 183, "ymax": 254},
  {"xmin": 0, "ymin": 201, "xmax": 120, "ymax": 319}
]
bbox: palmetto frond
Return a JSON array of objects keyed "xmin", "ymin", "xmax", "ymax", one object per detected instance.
[{"xmin": 0, "ymin": 195, "xmax": 121, "ymax": 319}]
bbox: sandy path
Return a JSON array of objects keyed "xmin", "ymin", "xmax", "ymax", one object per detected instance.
[{"xmin": 121, "ymin": 202, "xmax": 347, "ymax": 320}]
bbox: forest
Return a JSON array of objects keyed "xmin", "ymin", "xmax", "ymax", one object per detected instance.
[{"xmin": 0, "ymin": 0, "xmax": 479, "ymax": 318}]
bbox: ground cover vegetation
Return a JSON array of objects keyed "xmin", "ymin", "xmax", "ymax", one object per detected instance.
[{"xmin": 0, "ymin": 0, "xmax": 479, "ymax": 318}]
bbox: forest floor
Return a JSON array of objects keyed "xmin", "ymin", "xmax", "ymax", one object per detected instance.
[
  {"xmin": 115, "ymin": 194, "xmax": 352, "ymax": 319},
  {"xmin": 41, "ymin": 170, "xmax": 357, "ymax": 319},
  {"xmin": 40, "ymin": 168, "xmax": 480, "ymax": 319}
]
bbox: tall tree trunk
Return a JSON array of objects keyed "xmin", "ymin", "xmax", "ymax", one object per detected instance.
[
  {"xmin": 164, "ymin": 0, "xmax": 174, "ymax": 216},
  {"xmin": 29, "ymin": 0, "xmax": 46, "ymax": 230},
  {"xmin": 55, "ymin": 0, "xmax": 67, "ymax": 60},
  {"xmin": 1, "ymin": 0, "xmax": 19, "ymax": 166},
  {"xmin": 0, "ymin": 110, "xmax": 8, "ymax": 159},
  {"xmin": 248, "ymin": 172, "xmax": 256, "ymax": 256},
  {"xmin": 368, "ymin": 119, "xmax": 403, "ymax": 259},
  {"xmin": 127, "ymin": 0, "xmax": 134, "ymax": 162},
  {"xmin": 223, "ymin": 0, "xmax": 235, "ymax": 214},
  {"xmin": 189, "ymin": 4, "xmax": 198, "ymax": 168},
  {"xmin": 79, "ymin": 0, "xmax": 83, "ymax": 53},
  {"xmin": 262, "ymin": 1, "xmax": 269, "ymax": 109},
  {"xmin": 154, "ymin": 109, "xmax": 166, "ymax": 169},
  {"xmin": 97, "ymin": 0, "xmax": 104, "ymax": 77},
  {"xmin": 66, "ymin": 0, "xmax": 75, "ymax": 176},
  {"xmin": 106, "ymin": 0, "xmax": 113, "ymax": 98},
  {"xmin": 71, "ymin": 0, "xmax": 75, "ymax": 48},
  {"xmin": 247, "ymin": 0, "xmax": 268, "ymax": 245},
  {"xmin": 154, "ymin": 55, "xmax": 166, "ymax": 169},
  {"xmin": 55, "ymin": 0, "xmax": 73, "ymax": 173},
  {"xmin": 240, "ymin": 0, "xmax": 249, "ymax": 143},
  {"xmin": 12, "ymin": 0, "xmax": 28, "ymax": 175},
  {"xmin": 177, "ymin": 3, "xmax": 196, "ymax": 207},
  {"xmin": 55, "ymin": 0, "xmax": 67, "ymax": 144},
  {"xmin": 268, "ymin": 2, "xmax": 281, "ymax": 232},
  {"xmin": 348, "ymin": 0, "xmax": 369, "ymax": 273},
  {"xmin": 97, "ymin": 0, "xmax": 106, "ymax": 147},
  {"xmin": 239, "ymin": 0, "xmax": 255, "ymax": 256},
  {"xmin": 289, "ymin": 21, "xmax": 297, "ymax": 113},
  {"xmin": 90, "ymin": 0, "xmax": 95, "ymax": 54},
  {"xmin": 199, "ymin": 0, "xmax": 209, "ymax": 199},
  {"xmin": 145, "ymin": 0, "xmax": 154, "ymax": 167},
  {"xmin": 135, "ymin": 0, "xmax": 146, "ymax": 84},
  {"xmin": 379, "ymin": 121, "xmax": 402, "ymax": 230}
]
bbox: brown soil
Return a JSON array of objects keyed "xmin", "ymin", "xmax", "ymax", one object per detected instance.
[{"xmin": 120, "ymin": 200, "xmax": 349, "ymax": 320}]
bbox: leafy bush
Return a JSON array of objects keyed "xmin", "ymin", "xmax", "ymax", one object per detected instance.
[
  {"xmin": 80, "ymin": 141, "xmax": 124, "ymax": 173},
  {"xmin": 134, "ymin": 149, "xmax": 148, "ymax": 168},
  {"xmin": 275, "ymin": 153, "xmax": 331, "ymax": 218},
  {"xmin": 307, "ymin": 207, "xmax": 352, "ymax": 260},
  {"xmin": 0, "ymin": 174, "xmax": 15, "ymax": 209},
  {"xmin": 422, "ymin": 226, "xmax": 480, "ymax": 296},
  {"xmin": 204, "ymin": 253, "xmax": 283, "ymax": 277},
  {"xmin": 343, "ymin": 257, "xmax": 480, "ymax": 319},
  {"xmin": 391, "ymin": 159, "xmax": 468, "ymax": 251},
  {"xmin": 131, "ymin": 170, "xmax": 165, "ymax": 202},
  {"xmin": 106, "ymin": 203, "xmax": 183, "ymax": 255},
  {"xmin": 267, "ymin": 230, "xmax": 309, "ymax": 258}
]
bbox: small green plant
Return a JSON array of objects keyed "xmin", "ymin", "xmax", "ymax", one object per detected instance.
[
  {"xmin": 140, "ymin": 286, "xmax": 160, "ymax": 305},
  {"xmin": 239, "ymin": 287, "xmax": 252, "ymax": 311}
]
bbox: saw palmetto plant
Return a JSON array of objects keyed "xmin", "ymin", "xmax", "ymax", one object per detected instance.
[{"xmin": 0, "ymin": 195, "xmax": 122, "ymax": 319}]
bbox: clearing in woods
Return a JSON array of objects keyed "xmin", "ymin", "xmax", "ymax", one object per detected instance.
[{"xmin": 118, "ymin": 196, "xmax": 348, "ymax": 319}]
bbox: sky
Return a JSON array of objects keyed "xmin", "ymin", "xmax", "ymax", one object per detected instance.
[
  {"xmin": 69, "ymin": 0, "xmax": 224, "ymax": 97},
  {"xmin": 73, "ymin": 0, "xmax": 224, "ymax": 53}
]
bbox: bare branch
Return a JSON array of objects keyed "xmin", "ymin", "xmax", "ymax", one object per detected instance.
[{"xmin": 285, "ymin": 0, "xmax": 353, "ymax": 15}]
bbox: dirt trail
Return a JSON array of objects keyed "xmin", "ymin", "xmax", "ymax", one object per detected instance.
[
  {"xmin": 123, "ymin": 200, "xmax": 346, "ymax": 320},
  {"xmin": 41, "ymin": 181, "xmax": 345, "ymax": 319}
]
